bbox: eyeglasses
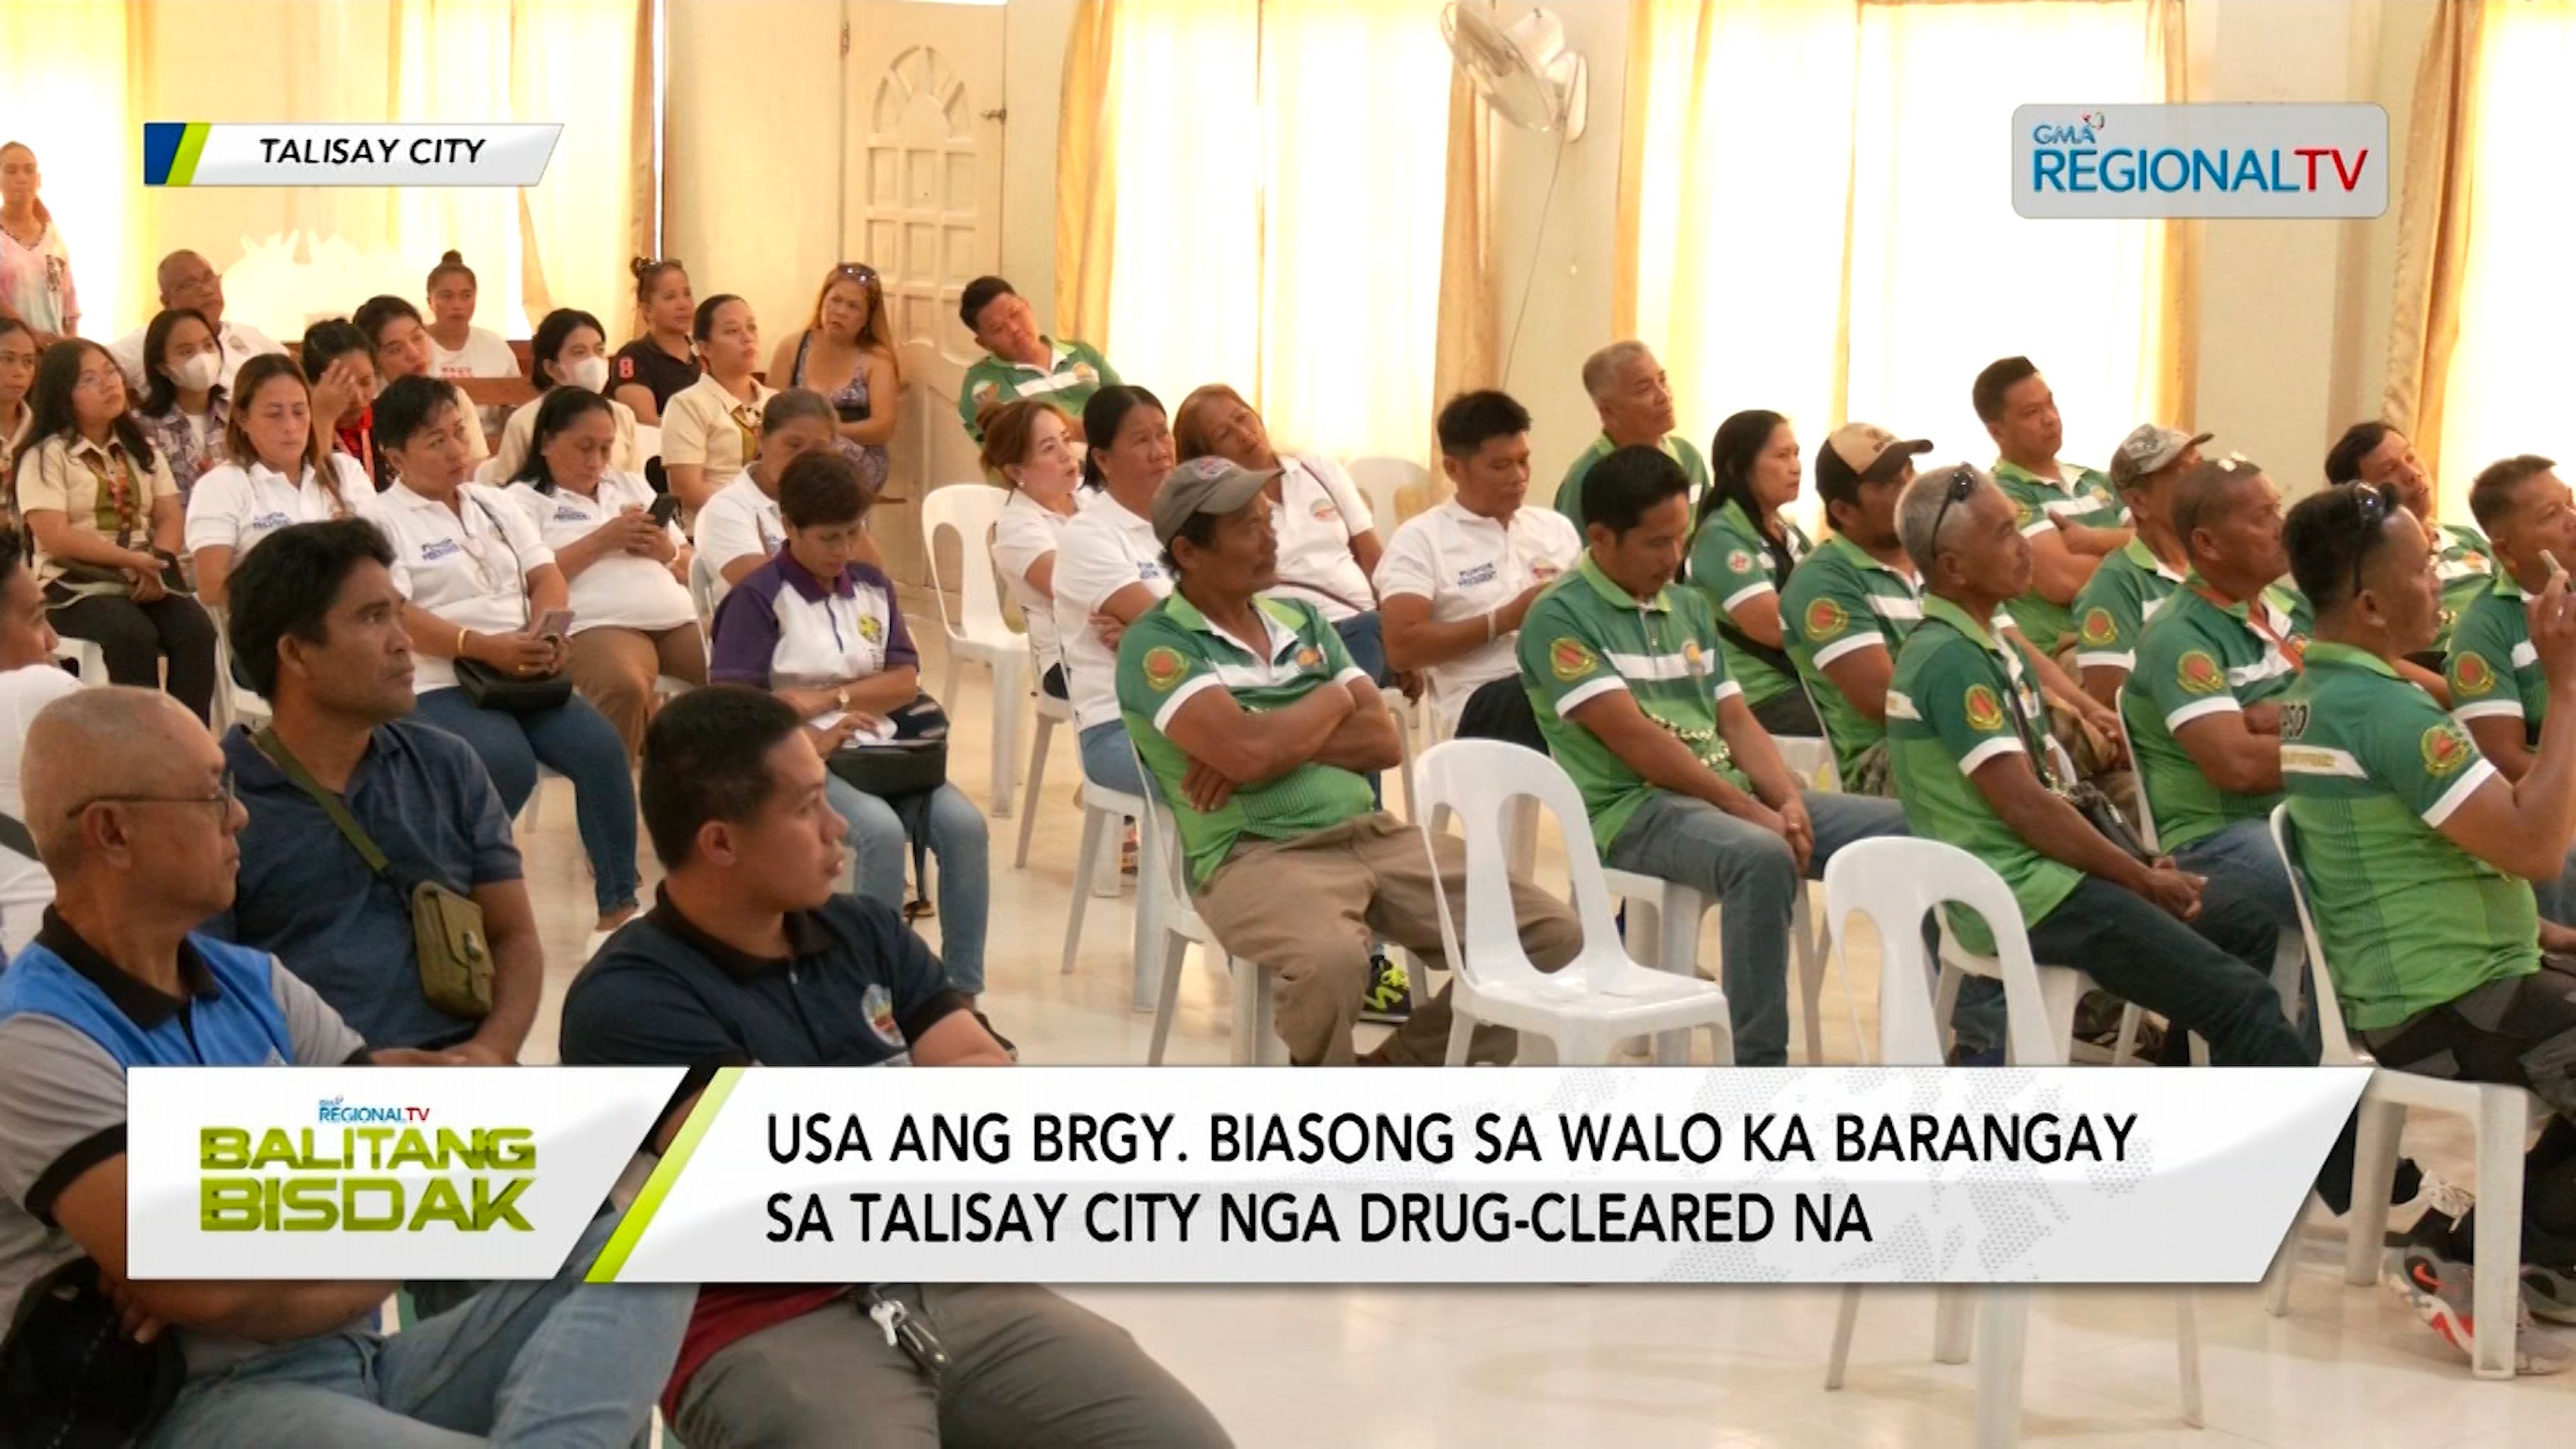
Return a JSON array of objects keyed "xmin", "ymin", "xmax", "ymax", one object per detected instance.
[
  {"xmin": 1927, "ymin": 464, "xmax": 1977, "ymax": 553},
  {"xmin": 65, "ymin": 769, "xmax": 238, "ymax": 819}
]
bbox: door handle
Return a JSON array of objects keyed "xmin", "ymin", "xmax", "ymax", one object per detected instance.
[{"xmin": 979, "ymin": 108, "xmax": 1007, "ymax": 122}]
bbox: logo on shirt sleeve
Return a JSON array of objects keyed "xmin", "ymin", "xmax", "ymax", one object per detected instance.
[
  {"xmin": 1549, "ymin": 637, "xmax": 1599, "ymax": 682},
  {"xmin": 2078, "ymin": 607, "xmax": 2119, "ymax": 647},
  {"xmin": 2452, "ymin": 652, "xmax": 2497, "ymax": 698},
  {"xmin": 1726, "ymin": 548, "xmax": 1755, "ymax": 576},
  {"xmin": 1143, "ymin": 645, "xmax": 1189, "ymax": 692},
  {"xmin": 1803, "ymin": 597, "xmax": 1849, "ymax": 641},
  {"xmin": 2177, "ymin": 649, "xmax": 2225, "ymax": 695},
  {"xmin": 1963, "ymin": 683, "xmax": 2006, "ymax": 733},
  {"xmin": 2421, "ymin": 722, "xmax": 2475, "ymax": 778},
  {"xmin": 862, "ymin": 984, "xmax": 904, "ymax": 1049}
]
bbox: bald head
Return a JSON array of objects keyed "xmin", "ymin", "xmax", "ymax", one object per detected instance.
[
  {"xmin": 2172, "ymin": 456, "xmax": 2266, "ymax": 555},
  {"xmin": 156, "ymin": 249, "xmax": 222, "ymax": 326},
  {"xmin": 23, "ymin": 687, "xmax": 214, "ymax": 872}
]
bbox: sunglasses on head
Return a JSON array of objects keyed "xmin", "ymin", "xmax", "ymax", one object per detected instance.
[
  {"xmin": 833, "ymin": 263, "xmax": 880, "ymax": 287},
  {"xmin": 1927, "ymin": 463, "xmax": 1977, "ymax": 552},
  {"xmin": 2343, "ymin": 481, "xmax": 2396, "ymax": 603}
]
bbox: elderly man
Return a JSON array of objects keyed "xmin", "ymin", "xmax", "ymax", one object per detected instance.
[
  {"xmin": 1552, "ymin": 340, "xmax": 1711, "ymax": 529},
  {"xmin": 2069, "ymin": 423, "xmax": 2205, "ymax": 709},
  {"xmin": 2326, "ymin": 420, "xmax": 2494, "ymax": 657},
  {"xmin": 0, "ymin": 686, "xmax": 690, "ymax": 1444},
  {"xmin": 106, "ymin": 250, "xmax": 283, "ymax": 395},
  {"xmin": 956, "ymin": 275, "xmax": 1120, "ymax": 442}
]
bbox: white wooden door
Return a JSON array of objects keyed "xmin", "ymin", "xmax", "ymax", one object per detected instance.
[{"xmin": 845, "ymin": 0, "xmax": 1007, "ymax": 591}]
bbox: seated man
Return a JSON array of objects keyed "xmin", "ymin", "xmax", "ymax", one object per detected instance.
[
  {"xmin": 957, "ymin": 275, "xmax": 1120, "ymax": 443},
  {"xmin": 1973, "ymin": 355, "xmax": 2130, "ymax": 652},
  {"xmin": 2280, "ymin": 481, "xmax": 2576, "ymax": 1372},
  {"xmin": 106, "ymin": 249, "xmax": 284, "ymax": 396},
  {"xmin": 2125, "ymin": 456, "xmax": 2307, "ymax": 930},
  {"xmin": 209, "ymin": 519, "xmax": 543, "ymax": 1058},
  {"xmin": 2328, "ymin": 420, "xmax": 2493, "ymax": 657},
  {"xmin": 2450, "ymin": 454, "xmax": 2572, "ymax": 783},
  {"xmin": 1, "ymin": 686, "xmax": 689, "ymax": 1443},
  {"xmin": 2070, "ymin": 423, "xmax": 2203, "ymax": 710},
  {"xmin": 1377, "ymin": 388, "xmax": 1579, "ymax": 750},
  {"xmin": 1887, "ymin": 463, "xmax": 2309, "ymax": 1074},
  {"xmin": 1552, "ymin": 341, "xmax": 1711, "ymax": 529},
  {"xmin": 1521, "ymin": 446, "xmax": 1907, "ymax": 1066},
  {"xmin": 1121, "ymin": 457, "xmax": 1582, "ymax": 1066},
  {"xmin": 560, "ymin": 688, "xmax": 1230, "ymax": 1445},
  {"xmin": 1781, "ymin": 422, "xmax": 1935, "ymax": 792}
]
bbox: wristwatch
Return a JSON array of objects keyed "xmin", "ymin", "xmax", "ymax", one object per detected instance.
[{"xmin": 836, "ymin": 686, "xmax": 851, "ymax": 712}]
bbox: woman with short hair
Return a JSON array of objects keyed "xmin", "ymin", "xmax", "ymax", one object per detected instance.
[
  {"xmin": 693, "ymin": 388, "xmax": 839, "ymax": 595},
  {"xmin": 132, "ymin": 307, "xmax": 230, "ymax": 502},
  {"xmin": 185, "ymin": 353, "xmax": 374, "ymax": 608},
  {"xmin": 979, "ymin": 398, "xmax": 1081, "ymax": 700},
  {"xmin": 611, "ymin": 257, "xmax": 700, "ymax": 425},
  {"xmin": 661, "ymin": 294, "xmax": 778, "ymax": 515},
  {"xmin": 768, "ymin": 262, "xmax": 897, "ymax": 496},
  {"xmin": 489, "ymin": 306, "xmax": 639, "ymax": 481}
]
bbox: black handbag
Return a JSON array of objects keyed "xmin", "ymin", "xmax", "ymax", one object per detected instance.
[
  {"xmin": 450, "ymin": 495, "xmax": 573, "ymax": 714},
  {"xmin": 824, "ymin": 694, "xmax": 951, "ymax": 800},
  {"xmin": 0, "ymin": 1257, "xmax": 185, "ymax": 1448}
]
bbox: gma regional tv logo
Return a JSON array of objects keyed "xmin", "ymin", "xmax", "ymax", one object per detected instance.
[
  {"xmin": 2012, "ymin": 103, "xmax": 2387, "ymax": 219},
  {"xmin": 199, "ymin": 1097, "xmax": 538, "ymax": 1232}
]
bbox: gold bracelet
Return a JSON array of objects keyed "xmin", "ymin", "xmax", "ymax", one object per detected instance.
[{"xmin": 456, "ymin": 627, "xmax": 470, "ymax": 658}]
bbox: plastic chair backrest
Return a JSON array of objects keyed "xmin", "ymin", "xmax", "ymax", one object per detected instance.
[
  {"xmin": 1820, "ymin": 837, "xmax": 2067, "ymax": 1066},
  {"xmin": 1794, "ymin": 673, "xmax": 1845, "ymax": 792},
  {"xmin": 1344, "ymin": 456, "xmax": 1428, "ymax": 535},
  {"xmin": 1411, "ymin": 739, "xmax": 1628, "ymax": 995},
  {"xmin": 920, "ymin": 482, "xmax": 1011, "ymax": 645},
  {"xmin": 2113, "ymin": 685, "xmax": 2161, "ymax": 853},
  {"xmin": 2269, "ymin": 804, "xmax": 2361, "ymax": 1066},
  {"xmin": 1127, "ymin": 744, "xmax": 1208, "ymax": 933},
  {"xmin": 687, "ymin": 548, "xmax": 722, "ymax": 632}
]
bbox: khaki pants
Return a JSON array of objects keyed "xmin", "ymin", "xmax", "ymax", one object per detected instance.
[
  {"xmin": 1192, "ymin": 814, "xmax": 1583, "ymax": 1066},
  {"xmin": 566, "ymin": 624, "xmax": 707, "ymax": 759}
]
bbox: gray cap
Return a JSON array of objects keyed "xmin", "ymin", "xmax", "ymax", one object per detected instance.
[
  {"xmin": 2108, "ymin": 423, "xmax": 2214, "ymax": 488},
  {"xmin": 1150, "ymin": 456, "xmax": 1277, "ymax": 546}
]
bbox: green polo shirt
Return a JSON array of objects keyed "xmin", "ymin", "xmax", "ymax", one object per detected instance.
[
  {"xmin": 959, "ymin": 337, "xmax": 1121, "ymax": 440},
  {"xmin": 1519, "ymin": 555, "xmax": 1748, "ymax": 857},
  {"xmin": 1116, "ymin": 591, "xmax": 1376, "ymax": 889},
  {"xmin": 1552, "ymin": 432, "xmax": 1712, "ymax": 530},
  {"xmin": 2432, "ymin": 521, "xmax": 2497, "ymax": 653},
  {"xmin": 2124, "ymin": 579, "xmax": 2304, "ymax": 853},
  {"xmin": 1683, "ymin": 498, "xmax": 1812, "ymax": 710},
  {"xmin": 2447, "ymin": 572, "xmax": 2542, "ymax": 746},
  {"xmin": 1993, "ymin": 458, "xmax": 2127, "ymax": 649},
  {"xmin": 2069, "ymin": 537, "xmax": 2187, "ymax": 676},
  {"xmin": 2280, "ymin": 640, "xmax": 2537, "ymax": 1031},
  {"xmin": 1781, "ymin": 532, "xmax": 1921, "ymax": 781}
]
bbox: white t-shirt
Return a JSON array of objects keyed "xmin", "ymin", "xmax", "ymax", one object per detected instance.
[
  {"xmin": 0, "ymin": 662, "xmax": 83, "ymax": 956},
  {"xmin": 991, "ymin": 488, "xmax": 1075, "ymax": 679},
  {"xmin": 1374, "ymin": 500, "xmax": 1582, "ymax": 731},
  {"xmin": 429, "ymin": 327, "xmax": 519, "ymax": 379},
  {"xmin": 504, "ymin": 473, "xmax": 694, "ymax": 634},
  {"xmin": 691, "ymin": 468, "xmax": 784, "ymax": 612},
  {"xmin": 185, "ymin": 454, "xmax": 376, "ymax": 565},
  {"xmin": 109, "ymin": 319, "xmax": 287, "ymax": 398},
  {"xmin": 662, "ymin": 374, "xmax": 779, "ymax": 483},
  {"xmin": 372, "ymin": 480, "xmax": 558, "ymax": 693},
  {"xmin": 1266, "ymin": 454, "xmax": 1376, "ymax": 622},
  {"xmin": 1051, "ymin": 489, "xmax": 1170, "ymax": 729},
  {"xmin": 490, "ymin": 391, "xmax": 640, "ymax": 483}
]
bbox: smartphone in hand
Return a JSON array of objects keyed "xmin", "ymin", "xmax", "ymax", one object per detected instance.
[
  {"xmin": 649, "ymin": 493, "xmax": 683, "ymax": 529},
  {"xmin": 533, "ymin": 608, "xmax": 574, "ymax": 640}
]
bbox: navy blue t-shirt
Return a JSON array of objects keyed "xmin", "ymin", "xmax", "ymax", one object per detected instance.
[{"xmin": 211, "ymin": 721, "xmax": 521, "ymax": 1050}]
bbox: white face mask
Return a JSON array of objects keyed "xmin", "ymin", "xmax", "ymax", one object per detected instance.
[
  {"xmin": 173, "ymin": 351, "xmax": 221, "ymax": 393},
  {"xmin": 565, "ymin": 355, "xmax": 611, "ymax": 393}
]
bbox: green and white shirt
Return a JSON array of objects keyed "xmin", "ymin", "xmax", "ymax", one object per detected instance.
[
  {"xmin": 1519, "ymin": 555, "xmax": 1748, "ymax": 858},
  {"xmin": 959, "ymin": 337, "xmax": 1120, "ymax": 441},
  {"xmin": 2069, "ymin": 537, "xmax": 2188, "ymax": 676},
  {"xmin": 2124, "ymin": 579, "xmax": 2305, "ymax": 853},
  {"xmin": 1552, "ymin": 432, "xmax": 1712, "ymax": 530},
  {"xmin": 2280, "ymin": 641, "xmax": 2538, "ymax": 1031},
  {"xmin": 1888, "ymin": 595, "xmax": 2082, "ymax": 955},
  {"xmin": 1116, "ymin": 591, "xmax": 1376, "ymax": 889},
  {"xmin": 2447, "ymin": 573, "xmax": 2541, "ymax": 745},
  {"xmin": 1685, "ymin": 498, "xmax": 1812, "ymax": 710},
  {"xmin": 2432, "ymin": 520, "xmax": 2495, "ymax": 652},
  {"xmin": 1781, "ymin": 533, "xmax": 1920, "ymax": 782},
  {"xmin": 1994, "ymin": 458, "xmax": 2126, "ymax": 649}
]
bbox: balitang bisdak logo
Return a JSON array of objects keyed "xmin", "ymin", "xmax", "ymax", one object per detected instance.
[
  {"xmin": 2012, "ymin": 103, "xmax": 2388, "ymax": 219},
  {"xmin": 199, "ymin": 1096, "xmax": 538, "ymax": 1232}
]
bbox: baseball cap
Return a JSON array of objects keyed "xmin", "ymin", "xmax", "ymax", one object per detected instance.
[
  {"xmin": 2108, "ymin": 424, "xmax": 2214, "ymax": 489},
  {"xmin": 1816, "ymin": 422, "xmax": 1932, "ymax": 498},
  {"xmin": 1150, "ymin": 456, "xmax": 1278, "ymax": 546}
]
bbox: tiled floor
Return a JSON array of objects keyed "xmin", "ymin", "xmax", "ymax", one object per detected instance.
[{"xmin": 508, "ymin": 621, "xmax": 2576, "ymax": 1447}]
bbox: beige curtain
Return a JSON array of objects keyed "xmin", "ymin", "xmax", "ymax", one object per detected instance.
[
  {"xmin": 1053, "ymin": 0, "xmax": 1120, "ymax": 350},
  {"xmin": 2385, "ymin": 0, "xmax": 2485, "ymax": 491},
  {"xmin": 2152, "ymin": 0, "xmax": 2197, "ymax": 427},
  {"xmin": 1426, "ymin": 65, "xmax": 1495, "ymax": 499}
]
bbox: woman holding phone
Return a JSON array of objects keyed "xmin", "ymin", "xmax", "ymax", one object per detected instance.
[
  {"xmin": 504, "ymin": 386, "xmax": 704, "ymax": 759},
  {"xmin": 366, "ymin": 374, "xmax": 642, "ymax": 935}
]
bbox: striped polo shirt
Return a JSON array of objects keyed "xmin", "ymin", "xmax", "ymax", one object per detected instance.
[{"xmin": 2123, "ymin": 577, "xmax": 2306, "ymax": 852}]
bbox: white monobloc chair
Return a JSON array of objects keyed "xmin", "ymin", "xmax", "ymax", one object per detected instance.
[
  {"xmin": 920, "ymin": 483, "xmax": 1029, "ymax": 819},
  {"xmin": 1056, "ymin": 772, "xmax": 1153, "ymax": 1005},
  {"xmin": 51, "ymin": 635, "xmax": 105, "ymax": 685},
  {"xmin": 2265, "ymin": 804, "xmax": 2533, "ymax": 1378},
  {"xmin": 1346, "ymin": 454, "xmax": 1432, "ymax": 817},
  {"xmin": 1415, "ymin": 740, "xmax": 1733, "ymax": 1065},
  {"xmin": 1136, "ymin": 781, "xmax": 1283, "ymax": 1065},
  {"xmin": 1820, "ymin": 836, "xmax": 2203, "ymax": 1445},
  {"xmin": 1011, "ymin": 667, "xmax": 1074, "ymax": 870},
  {"xmin": 1602, "ymin": 865, "xmax": 1830, "ymax": 1064}
]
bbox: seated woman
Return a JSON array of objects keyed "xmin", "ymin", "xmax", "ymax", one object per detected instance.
[
  {"xmin": 768, "ymin": 262, "xmax": 897, "ymax": 497},
  {"xmin": 422, "ymin": 250, "xmax": 518, "ymax": 377},
  {"xmin": 1685, "ymin": 408, "xmax": 1822, "ymax": 737},
  {"xmin": 504, "ymin": 386, "xmax": 705, "ymax": 759},
  {"xmin": 693, "ymin": 387, "xmax": 838, "ymax": 598},
  {"xmin": 353, "ymin": 294, "xmax": 490, "ymax": 466},
  {"xmin": 366, "ymin": 374, "xmax": 642, "ymax": 936},
  {"xmin": 1172, "ymin": 383, "xmax": 1390, "ymax": 681},
  {"xmin": 490, "ymin": 306, "xmax": 639, "ymax": 481},
  {"xmin": 611, "ymin": 257, "xmax": 700, "ymax": 426},
  {"xmin": 708, "ymin": 451, "xmax": 990, "ymax": 1005},
  {"xmin": 661, "ymin": 293, "xmax": 777, "ymax": 516},
  {"xmin": 298, "ymin": 318, "xmax": 382, "ymax": 485},
  {"xmin": 980, "ymin": 398, "xmax": 1081, "ymax": 700},
  {"xmin": 185, "ymin": 353, "xmax": 375, "ymax": 608},
  {"xmin": 1051, "ymin": 384, "xmax": 1175, "ymax": 796},
  {"xmin": 0, "ymin": 317, "xmax": 35, "ymax": 502},
  {"xmin": 12, "ymin": 340, "xmax": 217, "ymax": 718},
  {"xmin": 130, "ymin": 306, "xmax": 228, "ymax": 502},
  {"xmin": 0, "ymin": 531, "xmax": 78, "ymax": 955}
]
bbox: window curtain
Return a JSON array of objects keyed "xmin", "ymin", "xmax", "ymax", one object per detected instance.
[
  {"xmin": 1053, "ymin": 0, "xmax": 1121, "ymax": 347},
  {"xmin": 1620, "ymin": 0, "xmax": 2181, "ymax": 482},
  {"xmin": 1428, "ymin": 63, "xmax": 1497, "ymax": 505}
]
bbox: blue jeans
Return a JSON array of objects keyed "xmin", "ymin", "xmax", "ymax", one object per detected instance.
[
  {"xmin": 2173, "ymin": 816, "xmax": 2318, "ymax": 1055},
  {"xmin": 2534, "ymin": 847, "xmax": 2576, "ymax": 926},
  {"xmin": 826, "ymin": 776, "xmax": 989, "ymax": 995},
  {"xmin": 1605, "ymin": 789, "xmax": 1910, "ymax": 1066},
  {"xmin": 146, "ymin": 1213, "xmax": 691, "ymax": 1448},
  {"xmin": 1079, "ymin": 720, "xmax": 1146, "ymax": 796},
  {"xmin": 412, "ymin": 687, "xmax": 640, "ymax": 916},
  {"xmin": 1334, "ymin": 611, "xmax": 1393, "ymax": 686}
]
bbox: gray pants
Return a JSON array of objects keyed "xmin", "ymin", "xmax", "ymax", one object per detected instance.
[{"xmin": 673, "ymin": 1283, "xmax": 1232, "ymax": 1448}]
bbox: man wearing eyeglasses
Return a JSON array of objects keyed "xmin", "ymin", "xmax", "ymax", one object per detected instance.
[{"xmin": 957, "ymin": 275, "xmax": 1120, "ymax": 444}]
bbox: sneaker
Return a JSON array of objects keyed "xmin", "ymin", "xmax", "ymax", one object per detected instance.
[
  {"xmin": 2384, "ymin": 1239, "xmax": 2575, "ymax": 1374},
  {"xmin": 2522, "ymin": 1263, "xmax": 2576, "ymax": 1326},
  {"xmin": 1359, "ymin": 952, "xmax": 1411, "ymax": 1026}
]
